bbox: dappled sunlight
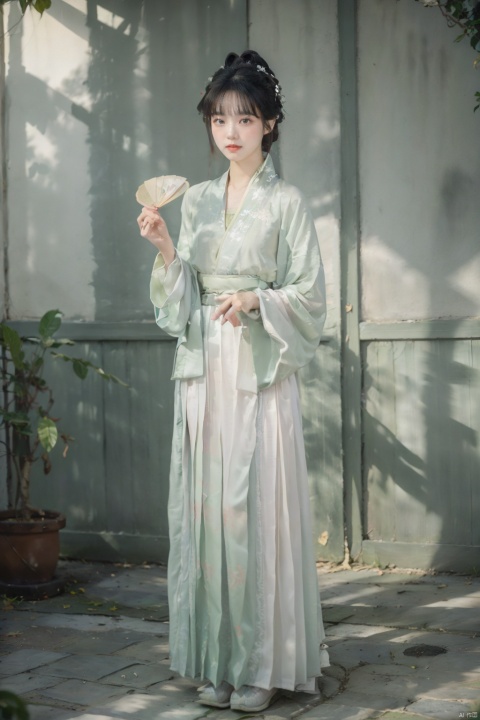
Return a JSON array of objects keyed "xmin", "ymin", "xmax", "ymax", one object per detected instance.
[
  {"xmin": 361, "ymin": 235, "xmax": 430, "ymax": 321},
  {"xmin": 5, "ymin": 2, "xmax": 96, "ymax": 320},
  {"xmin": 313, "ymin": 107, "xmax": 340, "ymax": 142},
  {"xmin": 449, "ymin": 253, "xmax": 480, "ymax": 308},
  {"xmin": 321, "ymin": 568, "xmax": 480, "ymax": 710},
  {"xmin": 311, "ymin": 191, "xmax": 340, "ymax": 210},
  {"xmin": 26, "ymin": 123, "xmax": 58, "ymax": 178}
]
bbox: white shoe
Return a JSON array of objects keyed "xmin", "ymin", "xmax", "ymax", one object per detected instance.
[
  {"xmin": 230, "ymin": 685, "xmax": 279, "ymax": 712},
  {"xmin": 197, "ymin": 680, "xmax": 234, "ymax": 708}
]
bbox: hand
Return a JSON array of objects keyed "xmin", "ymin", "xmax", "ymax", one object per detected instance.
[
  {"xmin": 137, "ymin": 205, "xmax": 175, "ymax": 264},
  {"xmin": 211, "ymin": 291, "xmax": 260, "ymax": 327}
]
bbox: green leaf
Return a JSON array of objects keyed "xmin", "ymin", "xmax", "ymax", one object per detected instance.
[
  {"xmin": 0, "ymin": 689, "xmax": 30, "ymax": 720},
  {"xmin": 38, "ymin": 417, "xmax": 58, "ymax": 452},
  {"xmin": 39, "ymin": 310, "xmax": 62, "ymax": 340},
  {"xmin": 33, "ymin": 0, "xmax": 51, "ymax": 12},
  {"xmin": 92, "ymin": 367, "xmax": 129, "ymax": 387},
  {"xmin": 18, "ymin": 0, "xmax": 29, "ymax": 14},
  {"xmin": 73, "ymin": 359, "xmax": 89, "ymax": 379},
  {"xmin": 2, "ymin": 325, "xmax": 25, "ymax": 370},
  {"xmin": 32, "ymin": 356, "xmax": 44, "ymax": 372},
  {"xmin": 50, "ymin": 338, "xmax": 76, "ymax": 348},
  {"xmin": 50, "ymin": 352, "xmax": 128, "ymax": 386},
  {"xmin": 0, "ymin": 410, "xmax": 31, "ymax": 431}
]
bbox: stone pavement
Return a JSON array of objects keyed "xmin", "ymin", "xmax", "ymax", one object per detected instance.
[{"xmin": 0, "ymin": 559, "xmax": 479, "ymax": 720}]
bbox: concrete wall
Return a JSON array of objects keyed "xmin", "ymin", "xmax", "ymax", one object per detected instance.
[
  {"xmin": 2, "ymin": 0, "xmax": 344, "ymax": 563},
  {"xmin": 2, "ymin": 0, "xmax": 479, "ymax": 569},
  {"xmin": 4, "ymin": 0, "xmax": 233, "ymax": 322},
  {"xmin": 359, "ymin": 0, "xmax": 480, "ymax": 322},
  {"xmin": 249, "ymin": 0, "xmax": 344, "ymax": 560},
  {"xmin": 358, "ymin": 0, "xmax": 480, "ymax": 570}
]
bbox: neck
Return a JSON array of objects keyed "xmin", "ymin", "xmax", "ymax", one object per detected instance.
[{"xmin": 228, "ymin": 151, "xmax": 265, "ymax": 188}]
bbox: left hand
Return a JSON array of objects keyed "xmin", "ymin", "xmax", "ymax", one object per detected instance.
[{"xmin": 211, "ymin": 291, "xmax": 260, "ymax": 327}]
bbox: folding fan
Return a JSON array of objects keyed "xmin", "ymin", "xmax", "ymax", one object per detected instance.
[{"xmin": 136, "ymin": 175, "xmax": 189, "ymax": 208}]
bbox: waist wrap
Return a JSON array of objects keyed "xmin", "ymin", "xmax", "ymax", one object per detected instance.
[{"xmin": 198, "ymin": 273, "xmax": 270, "ymax": 306}]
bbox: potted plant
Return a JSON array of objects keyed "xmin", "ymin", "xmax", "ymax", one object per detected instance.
[{"xmin": 0, "ymin": 310, "xmax": 125, "ymax": 597}]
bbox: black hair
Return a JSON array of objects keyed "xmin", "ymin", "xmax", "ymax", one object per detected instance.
[{"xmin": 196, "ymin": 50, "xmax": 285, "ymax": 154}]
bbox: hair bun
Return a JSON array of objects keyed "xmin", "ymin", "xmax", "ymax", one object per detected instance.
[
  {"xmin": 224, "ymin": 52, "xmax": 240, "ymax": 67},
  {"xmin": 240, "ymin": 50, "xmax": 274, "ymax": 76}
]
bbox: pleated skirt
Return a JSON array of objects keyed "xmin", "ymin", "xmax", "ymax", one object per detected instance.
[{"xmin": 167, "ymin": 305, "xmax": 330, "ymax": 692}]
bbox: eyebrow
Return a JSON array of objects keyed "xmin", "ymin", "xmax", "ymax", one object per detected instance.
[{"xmin": 212, "ymin": 110, "xmax": 255, "ymax": 116}]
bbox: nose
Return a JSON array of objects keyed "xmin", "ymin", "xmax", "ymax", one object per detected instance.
[{"xmin": 225, "ymin": 119, "xmax": 238, "ymax": 139}]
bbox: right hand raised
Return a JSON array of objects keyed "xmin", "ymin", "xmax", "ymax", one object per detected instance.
[{"xmin": 137, "ymin": 205, "xmax": 174, "ymax": 250}]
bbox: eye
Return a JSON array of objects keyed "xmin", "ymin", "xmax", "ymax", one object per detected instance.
[
  {"xmin": 240, "ymin": 117, "xmax": 252, "ymax": 124},
  {"xmin": 212, "ymin": 117, "xmax": 224, "ymax": 125}
]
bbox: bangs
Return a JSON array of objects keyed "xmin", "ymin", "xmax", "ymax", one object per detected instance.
[{"xmin": 203, "ymin": 88, "xmax": 260, "ymax": 119}]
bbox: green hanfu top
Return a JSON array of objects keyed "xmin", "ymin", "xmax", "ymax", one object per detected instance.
[{"xmin": 150, "ymin": 152, "xmax": 326, "ymax": 391}]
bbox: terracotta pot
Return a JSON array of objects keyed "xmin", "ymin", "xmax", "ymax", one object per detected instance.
[{"xmin": 0, "ymin": 510, "xmax": 66, "ymax": 584}]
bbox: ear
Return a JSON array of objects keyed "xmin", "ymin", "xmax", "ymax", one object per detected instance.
[{"xmin": 263, "ymin": 118, "xmax": 276, "ymax": 135}]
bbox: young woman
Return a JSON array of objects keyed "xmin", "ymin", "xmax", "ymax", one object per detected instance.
[{"xmin": 137, "ymin": 50, "xmax": 330, "ymax": 713}]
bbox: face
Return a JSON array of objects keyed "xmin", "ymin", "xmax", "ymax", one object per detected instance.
[{"xmin": 210, "ymin": 92, "xmax": 275, "ymax": 164}]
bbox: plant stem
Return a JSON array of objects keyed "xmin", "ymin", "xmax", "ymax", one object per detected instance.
[
  {"xmin": 1, "ymin": 347, "xmax": 13, "ymax": 507},
  {"xmin": 20, "ymin": 456, "xmax": 31, "ymax": 518}
]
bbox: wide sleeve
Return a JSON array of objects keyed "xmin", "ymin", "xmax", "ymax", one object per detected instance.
[
  {"xmin": 149, "ymin": 188, "xmax": 198, "ymax": 338},
  {"xmin": 149, "ymin": 188, "xmax": 204, "ymax": 379},
  {"xmin": 247, "ymin": 189, "xmax": 326, "ymax": 390}
]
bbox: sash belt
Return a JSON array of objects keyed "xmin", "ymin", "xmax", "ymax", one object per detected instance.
[{"xmin": 198, "ymin": 273, "xmax": 271, "ymax": 306}]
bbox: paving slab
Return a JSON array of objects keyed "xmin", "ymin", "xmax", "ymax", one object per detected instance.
[
  {"xmin": 327, "ymin": 639, "xmax": 403, "ymax": 668},
  {"xmin": 144, "ymin": 675, "xmax": 203, "ymax": 697},
  {"xmin": 330, "ymin": 687, "xmax": 414, "ymax": 712},
  {"xmin": 30, "ymin": 612, "xmax": 169, "ymax": 636},
  {"xmin": 34, "ymin": 654, "xmax": 135, "ymax": 681},
  {"xmin": 99, "ymin": 662, "xmax": 175, "ymax": 688},
  {"xmin": 37, "ymin": 678, "xmax": 129, "ymax": 705},
  {"xmin": 0, "ymin": 624, "xmax": 79, "ymax": 654},
  {"xmin": 416, "ymin": 649, "xmax": 480, "ymax": 673},
  {"xmin": 301, "ymin": 702, "xmax": 379, "ymax": 719},
  {"xmin": 323, "ymin": 607, "xmax": 359, "ymax": 623},
  {"xmin": 66, "ymin": 715, "xmax": 121, "ymax": 720},
  {"xmin": 0, "ymin": 649, "xmax": 70, "ymax": 676},
  {"xmin": 388, "ymin": 629, "xmax": 480, "ymax": 650},
  {"xmin": 414, "ymin": 676, "xmax": 480, "ymax": 702},
  {"xmin": 27, "ymin": 705, "xmax": 85, "ymax": 720},
  {"xmin": 0, "ymin": 671, "xmax": 60, "ymax": 694},
  {"xmin": 112, "ymin": 636, "xmax": 170, "ymax": 661},
  {"xmin": 325, "ymin": 623, "xmax": 397, "ymax": 640},
  {"xmin": 90, "ymin": 692, "xmax": 216, "ymax": 719},
  {"xmin": 93, "ymin": 682, "xmax": 199, "ymax": 714},
  {"xmin": 405, "ymin": 698, "xmax": 473, "ymax": 718},
  {"xmin": 51, "ymin": 630, "xmax": 144, "ymax": 655},
  {"xmin": 374, "ymin": 713, "xmax": 438, "ymax": 720},
  {"xmin": 318, "ymin": 674, "xmax": 343, "ymax": 698},
  {"xmin": 3, "ymin": 560, "xmax": 480, "ymax": 720}
]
